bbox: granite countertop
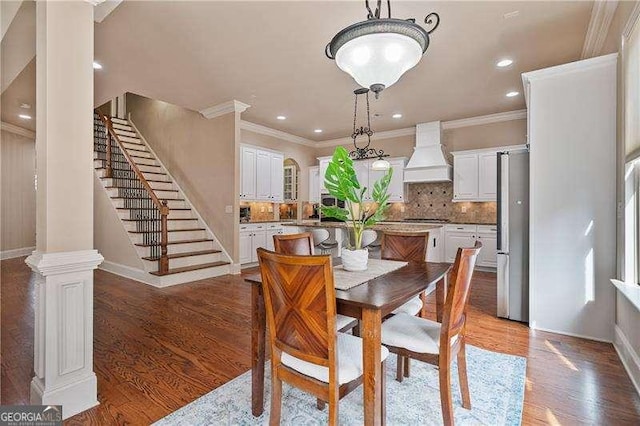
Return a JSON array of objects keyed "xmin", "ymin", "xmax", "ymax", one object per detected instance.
[
  {"xmin": 239, "ymin": 220, "xmax": 295, "ymax": 224},
  {"xmin": 380, "ymin": 220, "xmax": 496, "ymax": 226},
  {"xmin": 282, "ymin": 220, "xmax": 442, "ymax": 232}
]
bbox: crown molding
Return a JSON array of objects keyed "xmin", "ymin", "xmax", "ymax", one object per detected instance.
[
  {"xmin": 199, "ymin": 100, "xmax": 250, "ymax": 119},
  {"xmin": 1, "ymin": 121, "xmax": 35, "ymax": 139},
  {"xmin": 240, "ymin": 120, "xmax": 315, "ymax": 147},
  {"xmin": 582, "ymin": 1, "xmax": 619, "ymax": 59},
  {"xmin": 441, "ymin": 110, "xmax": 527, "ymax": 130},
  {"xmin": 522, "ymin": 53, "xmax": 617, "ymax": 86},
  {"xmin": 315, "ymin": 127, "xmax": 415, "ymax": 148},
  {"xmin": 623, "ymin": 0, "xmax": 640, "ymax": 39},
  {"xmin": 93, "ymin": 0, "xmax": 123, "ymax": 23}
]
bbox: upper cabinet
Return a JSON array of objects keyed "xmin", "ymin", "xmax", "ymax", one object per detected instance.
[
  {"xmin": 308, "ymin": 166, "xmax": 320, "ymax": 203},
  {"xmin": 452, "ymin": 148, "xmax": 498, "ymax": 202},
  {"xmin": 319, "ymin": 158, "xmax": 330, "ymax": 194},
  {"xmin": 240, "ymin": 145, "xmax": 284, "ymax": 202}
]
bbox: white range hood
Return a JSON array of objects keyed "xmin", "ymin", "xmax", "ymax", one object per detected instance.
[{"xmin": 403, "ymin": 121, "xmax": 452, "ymax": 183}]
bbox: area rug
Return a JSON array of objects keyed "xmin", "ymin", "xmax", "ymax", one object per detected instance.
[{"xmin": 154, "ymin": 345, "xmax": 526, "ymax": 426}]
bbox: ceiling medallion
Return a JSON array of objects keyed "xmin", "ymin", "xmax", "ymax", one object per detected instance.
[
  {"xmin": 349, "ymin": 88, "xmax": 390, "ymax": 171},
  {"xmin": 326, "ymin": 0, "xmax": 440, "ymax": 98}
]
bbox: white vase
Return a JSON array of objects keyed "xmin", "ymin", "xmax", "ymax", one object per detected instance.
[{"xmin": 341, "ymin": 248, "xmax": 369, "ymax": 272}]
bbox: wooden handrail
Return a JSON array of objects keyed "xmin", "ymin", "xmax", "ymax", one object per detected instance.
[{"xmin": 95, "ymin": 109, "xmax": 170, "ymax": 274}]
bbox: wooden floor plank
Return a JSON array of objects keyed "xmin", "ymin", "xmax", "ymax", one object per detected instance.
[{"xmin": 1, "ymin": 257, "xmax": 639, "ymax": 424}]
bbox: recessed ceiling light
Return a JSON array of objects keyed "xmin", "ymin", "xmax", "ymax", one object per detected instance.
[
  {"xmin": 19, "ymin": 114, "xmax": 32, "ymax": 120},
  {"xmin": 276, "ymin": 116, "xmax": 286, "ymax": 120},
  {"xmin": 314, "ymin": 129, "xmax": 323, "ymax": 133},
  {"xmin": 392, "ymin": 113, "xmax": 403, "ymax": 119},
  {"xmin": 20, "ymin": 103, "xmax": 31, "ymax": 109},
  {"xmin": 496, "ymin": 59, "xmax": 513, "ymax": 68},
  {"xmin": 93, "ymin": 61, "xmax": 102, "ymax": 70},
  {"xmin": 506, "ymin": 91, "xmax": 520, "ymax": 98}
]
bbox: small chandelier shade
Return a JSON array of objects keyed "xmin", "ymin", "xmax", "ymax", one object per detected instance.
[{"xmin": 326, "ymin": 1, "xmax": 440, "ymax": 97}]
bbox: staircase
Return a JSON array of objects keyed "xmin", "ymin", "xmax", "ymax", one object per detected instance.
[{"xmin": 93, "ymin": 111, "xmax": 232, "ymax": 286}]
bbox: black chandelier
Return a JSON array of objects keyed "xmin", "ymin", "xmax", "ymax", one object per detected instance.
[{"xmin": 349, "ymin": 88, "xmax": 390, "ymax": 170}]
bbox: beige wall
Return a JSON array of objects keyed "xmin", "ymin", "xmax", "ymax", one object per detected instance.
[
  {"xmin": 1, "ymin": 130, "xmax": 36, "ymax": 251},
  {"xmin": 93, "ymin": 176, "xmax": 144, "ymax": 269},
  {"xmin": 127, "ymin": 93, "xmax": 237, "ymax": 259},
  {"xmin": 315, "ymin": 119, "xmax": 527, "ymax": 161}
]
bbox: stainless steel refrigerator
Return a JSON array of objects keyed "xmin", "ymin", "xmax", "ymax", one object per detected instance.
[{"xmin": 496, "ymin": 149, "xmax": 529, "ymax": 323}]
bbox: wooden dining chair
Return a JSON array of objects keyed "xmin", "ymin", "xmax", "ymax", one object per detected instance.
[
  {"xmin": 380, "ymin": 241, "xmax": 482, "ymax": 426},
  {"xmin": 272, "ymin": 232, "xmax": 358, "ymax": 333},
  {"xmin": 257, "ymin": 248, "xmax": 389, "ymax": 425}
]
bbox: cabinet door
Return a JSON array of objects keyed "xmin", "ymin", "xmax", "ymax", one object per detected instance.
[
  {"xmin": 239, "ymin": 232, "xmax": 253, "ymax": 264},
  {"xmin": 270, "ymin": 153, "xmax": 284, "ymax": 202},
  {"xmin": 477, "ymin": 232, "xmax": 497, "ymax": 267},
  {"xmin": 445, "ymin": 232, "xmax": 477, "ymax": 263},
  {"xmin": 319, "ymin": 159, "xmax": 330, "ymax": 193},
  {"xmin": 478, "ymin": 153, "xmax": 497, "ymax": 200},
  {"xmin": 453, "ymin": 155, "xmax": 479, "ymax": 201},
  {"xmin": 354, "ymin": 161, "xmax": 371, "ymax": 201},
  {"xmin": 369, "ymin": 166, "xmax": 386, "ymax": 201},
  {"xmin": 240, "ymin": 147, "xmax": 257, "ymax": 200},
  {"xmin": 426, "ymin": 227, "xmax": 443, "ymax": 263},
  {"xmin": 387, "ymin": 159, "xmax": 406, "ymax": 202},
  {"xmin": 309, "ymin": 167, "xmax": 320, "ymax": 203},
  {"xmin": 256, "ymin": 150, "xmax": 272, "ymax": 200},
  {"xmin": 251, "ymin": 230, "xmax": 268, "ymax": 262},
  {"xmin": 266, "ymin": 228, "xmax": 284, "ymax": 251}
]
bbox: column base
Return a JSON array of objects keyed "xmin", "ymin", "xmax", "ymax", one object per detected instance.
[{"xmin": 31, "ymin": 374, "xmax": 99, "ymax": 420}]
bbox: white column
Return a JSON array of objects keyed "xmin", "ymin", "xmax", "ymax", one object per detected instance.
[{"xmin": 26, "ymin": 1, "xmax": 103, "ymax": 419}]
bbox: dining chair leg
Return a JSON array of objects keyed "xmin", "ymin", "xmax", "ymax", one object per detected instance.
[
  {"xmin": 353, "ymin": 321, "xmax": 361, "ymax": 337},
  {"xmin": 316, "ymin": 398, "xmax": 326, "ymax": 410},
  {"xmin": 328, "ymin": 386, "xmax": 339, "ymax": 426},
  {"xmin": 396, "ymin": 355, "xmax": 404, "ymax": 382},
  {"xmin": 457, "ymin": 344, "xmax": 471, "ymax": 409},
  {"xmin": 381, "ymin": 360, "xmax": 387, "ymax": 426},
  {"xmin": 269, "ymin": 370, "xmax": 282, "ymax": 426},
  {"xmin": 403, "ymin": 357, "xmax": 410, "ymax": 378},
  {"xmin": 439, "ymin": 356, "xmax": 454, "ymax": 426}
]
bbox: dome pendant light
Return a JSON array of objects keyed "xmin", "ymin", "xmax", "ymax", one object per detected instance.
[{"xmin": 326, "ymin": 0, "xmax": 440, "ymax": 98}]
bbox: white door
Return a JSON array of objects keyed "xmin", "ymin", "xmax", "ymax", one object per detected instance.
[
  {"xmin": 453, "ymin": 155, "xmax": 479, "ymax": 200},
  {"xmin": 240, "ymin": 147, "xmax": 257, "ymax": 200},
  {"xmin": 387, "ymin": 159, "xmax": 406, "ymax": 202},
  {"xmin": 309, "ymin": 167, "xmax": 320, "ymax": 203},
  {"xmin": 445, "ymin": 232, "xmax": 476, "ymax": 263},
  {"xmin": 478, "ymin": 153, "xmax": 497, "ymax": 200},
  {"xmin": 319, "ymin": 158, "xmax": 330, "ymax": 193},
  {"xmin": 256, "ymin": 150, "xmax": 271, "ymax": 200},
  {"xmin": 477, "ymin": 232, "xmax": 497, "ymax": 267},
  {"xmin": 270, "ymin": 153, "xmax": 284, "ymax": 202},
  {"xmin": 251, "ymin": 230, "xmax": 268, "ymax": 262},
  {"xmin": 239, "ymin": 231, "xmax": 253, "ymax": 264}
]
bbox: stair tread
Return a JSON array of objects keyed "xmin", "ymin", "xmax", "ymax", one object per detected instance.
[
  {"xmin": 135, "ymin": 238, "xmax": 213, "ymax": 247},
  {"xmin": 142, "ymin": 249, "xmax": 222, "ymax": 261},
  {"xmin": 123, "ymin": 217, "xmax": 195, "ymax": 222},
  {"xmin": 102, "ymin": 177, "xmax": 171, "ymax": 183},
  {"xmin": 111, "ymin": 196, "xmax": 184, "ymax": 201},
  {"xmin": 128, "ymin": 227, "xmax": 205, "ymax": 234},
  {"xmin": 149, "ymin": 261, "xmax": 229, "ymax": 276},
  {"xmin": 105, "ymin": 186, "xmax": 178, "ymax": 192},
  {"xmin": 118, "ymin": 207, "xmax": 191, "ymax": 211}
]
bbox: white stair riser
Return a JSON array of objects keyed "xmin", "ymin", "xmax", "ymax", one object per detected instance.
[
  {"xmin": 141, "ymin": 171, "xmax": 170, "ymax": 182},
  {"xmin": 155, "ymin": 264, "xmax": 230, "ymax": 287},
  {"xmin": 132, "ymin": 157, "xmax": 158, "ymax": 166},
  {"xmin": 102, "ymin": 178, "xmax": 174, "ymax": 191},
  {"xmin": 137, "ymin": 164, "xmax": 164, "ymax": 173},
  {"xmin": 106, "ymin": 188, "xmax": 180, "ymax": 200},
  {"xmin": 118, "ymin": 135, "xmax": 142, "ymax": 144},
  {"xmin": 118, "ymin": 209, "xmax": 194, "ymax": 220},
  {"xmin": 125, "ymin": 149, "xmax": 152, "ymax": 159},
  {"xmin": 112, "ymin": 123, "xmax": 133, "ymax": 132},
  {"xmin": 129, "ymin": 230, "xmax": 207, "ymax": 244},
  {"xmin": 110, "ymin": 117, "xmax": 129, "ymax": 125},
  {"xmin": 142, "ymin": 252, "xmax": 221, "ymax": 271},
  {"xmin": 112, "ymin": 199, "xmax": 187, "ymax": 209},
  {"xmin": 123, "ymin": 219, "xmax": 200, "ymax": 232},
  {"xmin": 135, "ymin": 240, "xmax": 214, "ymax": 257},
  {"xmin": 122, "ymin": 142, "xmax": 147, "ymax": 152}
]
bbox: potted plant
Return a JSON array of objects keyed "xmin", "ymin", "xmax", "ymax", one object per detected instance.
[{"xmin": 322, "ymin": 146, "xmax": 392, "ymax": 271}]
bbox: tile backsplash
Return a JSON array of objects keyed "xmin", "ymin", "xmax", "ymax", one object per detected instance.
[
  {"xmin": 385, "ymin": 182, "xmax": 496, "ymax": 224},
  {"xmin": 240, "ymin": 201, "xmax": 275, "ymax": 222}
]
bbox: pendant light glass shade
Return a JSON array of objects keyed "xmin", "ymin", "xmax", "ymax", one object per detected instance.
[
  {"xmin": 371, "ymin": 158, "xmax": 391, "ymax": 170},
  {"xmin": 335, "ymin": 32, "xmax": 423, "ymax": 93}
]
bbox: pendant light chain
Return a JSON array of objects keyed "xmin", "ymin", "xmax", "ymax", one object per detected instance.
[{"xmin": 349, "ymin": 88, "xmax": 388, "ymax": 163}]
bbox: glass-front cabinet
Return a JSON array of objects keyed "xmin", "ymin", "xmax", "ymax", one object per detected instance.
[{"xmin": 283, "ymin": 165, "xmax": 298, "ymax": 201}]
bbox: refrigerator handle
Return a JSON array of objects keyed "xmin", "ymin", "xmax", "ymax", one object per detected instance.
[{"xmin": 497, "ymin": 152, "xmax": 503, "ymax": 251}]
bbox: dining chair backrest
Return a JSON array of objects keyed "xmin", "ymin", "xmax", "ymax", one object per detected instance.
[
  {"xmin": 257, "ymin": 248, "xmax": 337, "ymax": 368},
  {"xmin": 380, "ymin": 231, "xmax": 429, "ymax": 262},
  {"xmin": 441, "ymin": 241, "xmax": 482, "ymax": 340},
  {"xmin": 311, "ymin": 228, "xmax": 330, "ymax": 246},
  {"xmin": 273, "ymin": 232, "xmax": 314, "ymax": 255}
]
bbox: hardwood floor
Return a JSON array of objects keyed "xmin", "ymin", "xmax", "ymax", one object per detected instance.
[{"xmin": 2, "ymin": 256, "xmax": 640, "ymax": 424}]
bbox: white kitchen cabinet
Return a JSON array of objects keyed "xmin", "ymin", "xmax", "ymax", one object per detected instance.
[
  {"xmin": 309, "ymin": 166, "xmax": 320, "ymax": 203},
  {"xmin": 239, "ymin": 223, "xmax": 267, "ymax": 264},
  {"xmin": 240, "ymin": 146, "xmax": 257, "ymax": 200},
  {"xmin": 270, "ymin": 153, "xmax": 284, "ymax": 202},
  {"xmin": 426, "ymin": 226, "xmax": 444, "ymax": 262},
  {"xmin": 354, "ymin": 161, "xmax": 371, "ymax": 201},
  {"xmin": 476, "ymin": 225, "xmax": 497, "ymax": 267},
  {"xmin": 444, "ymin": 224, "xmax": 477, "ymax": 263},
  {"xmin": 319, "ymin": 158, "xmax": 330, "ymax": 193},
  {"xmin": 387, "ymin": 158, "xmax": 406, "ymax": 202},
  {"xmin": 256, "ymin": 150, "xmax": 272, "ymax": 201},
  {"xmin": 453, "ymin": 155, "xmax": 479, "ymax": 201},
  {"xmin": 478, "ymin": 153, "xmax": 497, "ymax": 200},
  {"xmin": 239, "ymin": 231, "xmax": 253, "ymax": 264},
  {"xmin": 266, "ymin": 223, "xmax": 284, "ymax": 251}
]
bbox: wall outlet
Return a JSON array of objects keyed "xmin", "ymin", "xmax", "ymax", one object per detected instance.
[
  {"xmin": 225, "ymin": 205, "xmax": 233, "ymax": 214},
  {"xmin": 260, "ymin": 206, "xmax": 265, "ymax": 213},
  {"xmin": 268, "ymin": 205, "xmax": 273, "ymax": 213},
  {"xmin": 400, "ymin": 204, "xmax": 406, "ymax": 213},
  {"xmin": 461, "ymin": 205, "xmax": 467, "ymax": 213}
]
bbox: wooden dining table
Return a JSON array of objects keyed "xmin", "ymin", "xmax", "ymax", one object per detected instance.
[{"xmin": 245, "ymin": 260, "xmax": 451, "ymax": 425}]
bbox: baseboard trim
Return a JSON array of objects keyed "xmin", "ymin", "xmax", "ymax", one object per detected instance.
[
  {"xmin": 530, "ymin": 325, "xmax": 613, "ymax": 344},
  {"xmin": 98, "ymin": 260, "xmax": 160, "ymax": 287},
  {"xmin": 0, "ymin": 246, "xmax": 35, "ymax": 260},
  {"xmin": 614, "ymin": 325, "xmax": 640, "ymax": 396}
]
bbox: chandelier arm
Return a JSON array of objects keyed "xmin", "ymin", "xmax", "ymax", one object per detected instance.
[{"xmin": 424, "ymin": 12, "xmax": 440, "ymax": 34}]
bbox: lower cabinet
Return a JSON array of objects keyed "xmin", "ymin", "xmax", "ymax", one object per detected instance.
[
  {"xmin": 426, "ymin": 227, "xmax": 444, "ymax": 263},
  {"xmin": 444, "ymin": 224, "xmax": 497, "ymax": 267},
  {"xmin": 239, "ymin": 223, "xmax": 285, "ymax": 264}
]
